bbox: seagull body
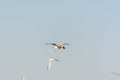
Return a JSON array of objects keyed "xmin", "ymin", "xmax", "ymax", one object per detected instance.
[
  {"xmin": 47, "ymin": 58, "xmax": 61, "ymax": 70},
  {"xmin": 46, "ymin": 43, "xmax": 70, "ymax": 49}
]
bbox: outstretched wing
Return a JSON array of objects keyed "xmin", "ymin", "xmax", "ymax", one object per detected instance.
[
  {"xmin": 45, "ymin": 43, "xmax": 57, "ymax": 46},
  {"xmin": 54, "ymin": 59, "xmax": 62, "ymax": 64},
  {"xmin": 22, "ymin": 76, "xmax": 25, "ymax": 80},
  {"xmin": 47, "ymin": 60, "xmax": 52, "ymax": 70},
  {"xmin": 63, "ymin": 43, "xmax": 70, "ymax": 45}
]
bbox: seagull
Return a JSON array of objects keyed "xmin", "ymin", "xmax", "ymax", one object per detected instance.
[
  {"xmin": 47, "ymin": 58, "xmax": 61, "ymax": 70},
  {"xmin": 45, "ymin": 43, "xmax": 70, "ymax": 49}
]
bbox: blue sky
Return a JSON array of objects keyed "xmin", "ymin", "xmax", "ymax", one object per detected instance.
[{"xmin": 0, "ymin": 0, "xmax": 120, "ymax": 80}]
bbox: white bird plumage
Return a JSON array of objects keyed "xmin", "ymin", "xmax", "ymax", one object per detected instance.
[
  {"xmin": 47, "ymin": 58, "xmax": 61, "ymax": 70},
  {"xmin": 22, "ymin": 76, "xmax": 25, "ymax": 80}
]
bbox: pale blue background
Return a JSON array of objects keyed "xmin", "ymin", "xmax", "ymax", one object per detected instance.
[{"xmin": 0, "ymin": 0, "xmax": 120, "ymax": 80}]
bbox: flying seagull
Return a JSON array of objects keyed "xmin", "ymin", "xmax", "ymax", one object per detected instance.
[
  {"xmin": 45, "ymin": 43, "xmax": 70, "ymax": 49},
  {"xmin": 47, "ymin": 58, "xmax": 61, "ymax": 70}
]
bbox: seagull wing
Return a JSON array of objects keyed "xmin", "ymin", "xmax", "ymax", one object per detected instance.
[
  {"xmin": 45, "ymin": 43, "xmax": 57, "ymax": 46},
  {"xmin": 22, "ymin": 76, "xmax": 25, "ymax": 80},
  {"xmin": 63, "ymin": 43, "xmax": 70, "ymax": 45},
  {"xmin": 47, "ymin": 59, "xmax": 52, "ymax": 70},
  {"xmin": 54, "ymin": 59, "xmax": 61, "ymax": 64}
]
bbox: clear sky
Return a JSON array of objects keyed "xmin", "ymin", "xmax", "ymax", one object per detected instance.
[{"xmin": 0, "ymin": 0, "xmax": 120, "ymax": 80}]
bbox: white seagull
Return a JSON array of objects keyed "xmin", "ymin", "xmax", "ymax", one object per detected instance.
[
  {"xmin": 47, "ymin": 58, "xmax": 61, "ymax": 70},
  {"xmin": 45, "ymin": 43, "xmax": 70, "ymax": 49}
]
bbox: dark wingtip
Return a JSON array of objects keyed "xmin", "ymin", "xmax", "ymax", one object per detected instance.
[{"xmin": 45, "ymin": 43, "xmax": 55, "ymax": 45}]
